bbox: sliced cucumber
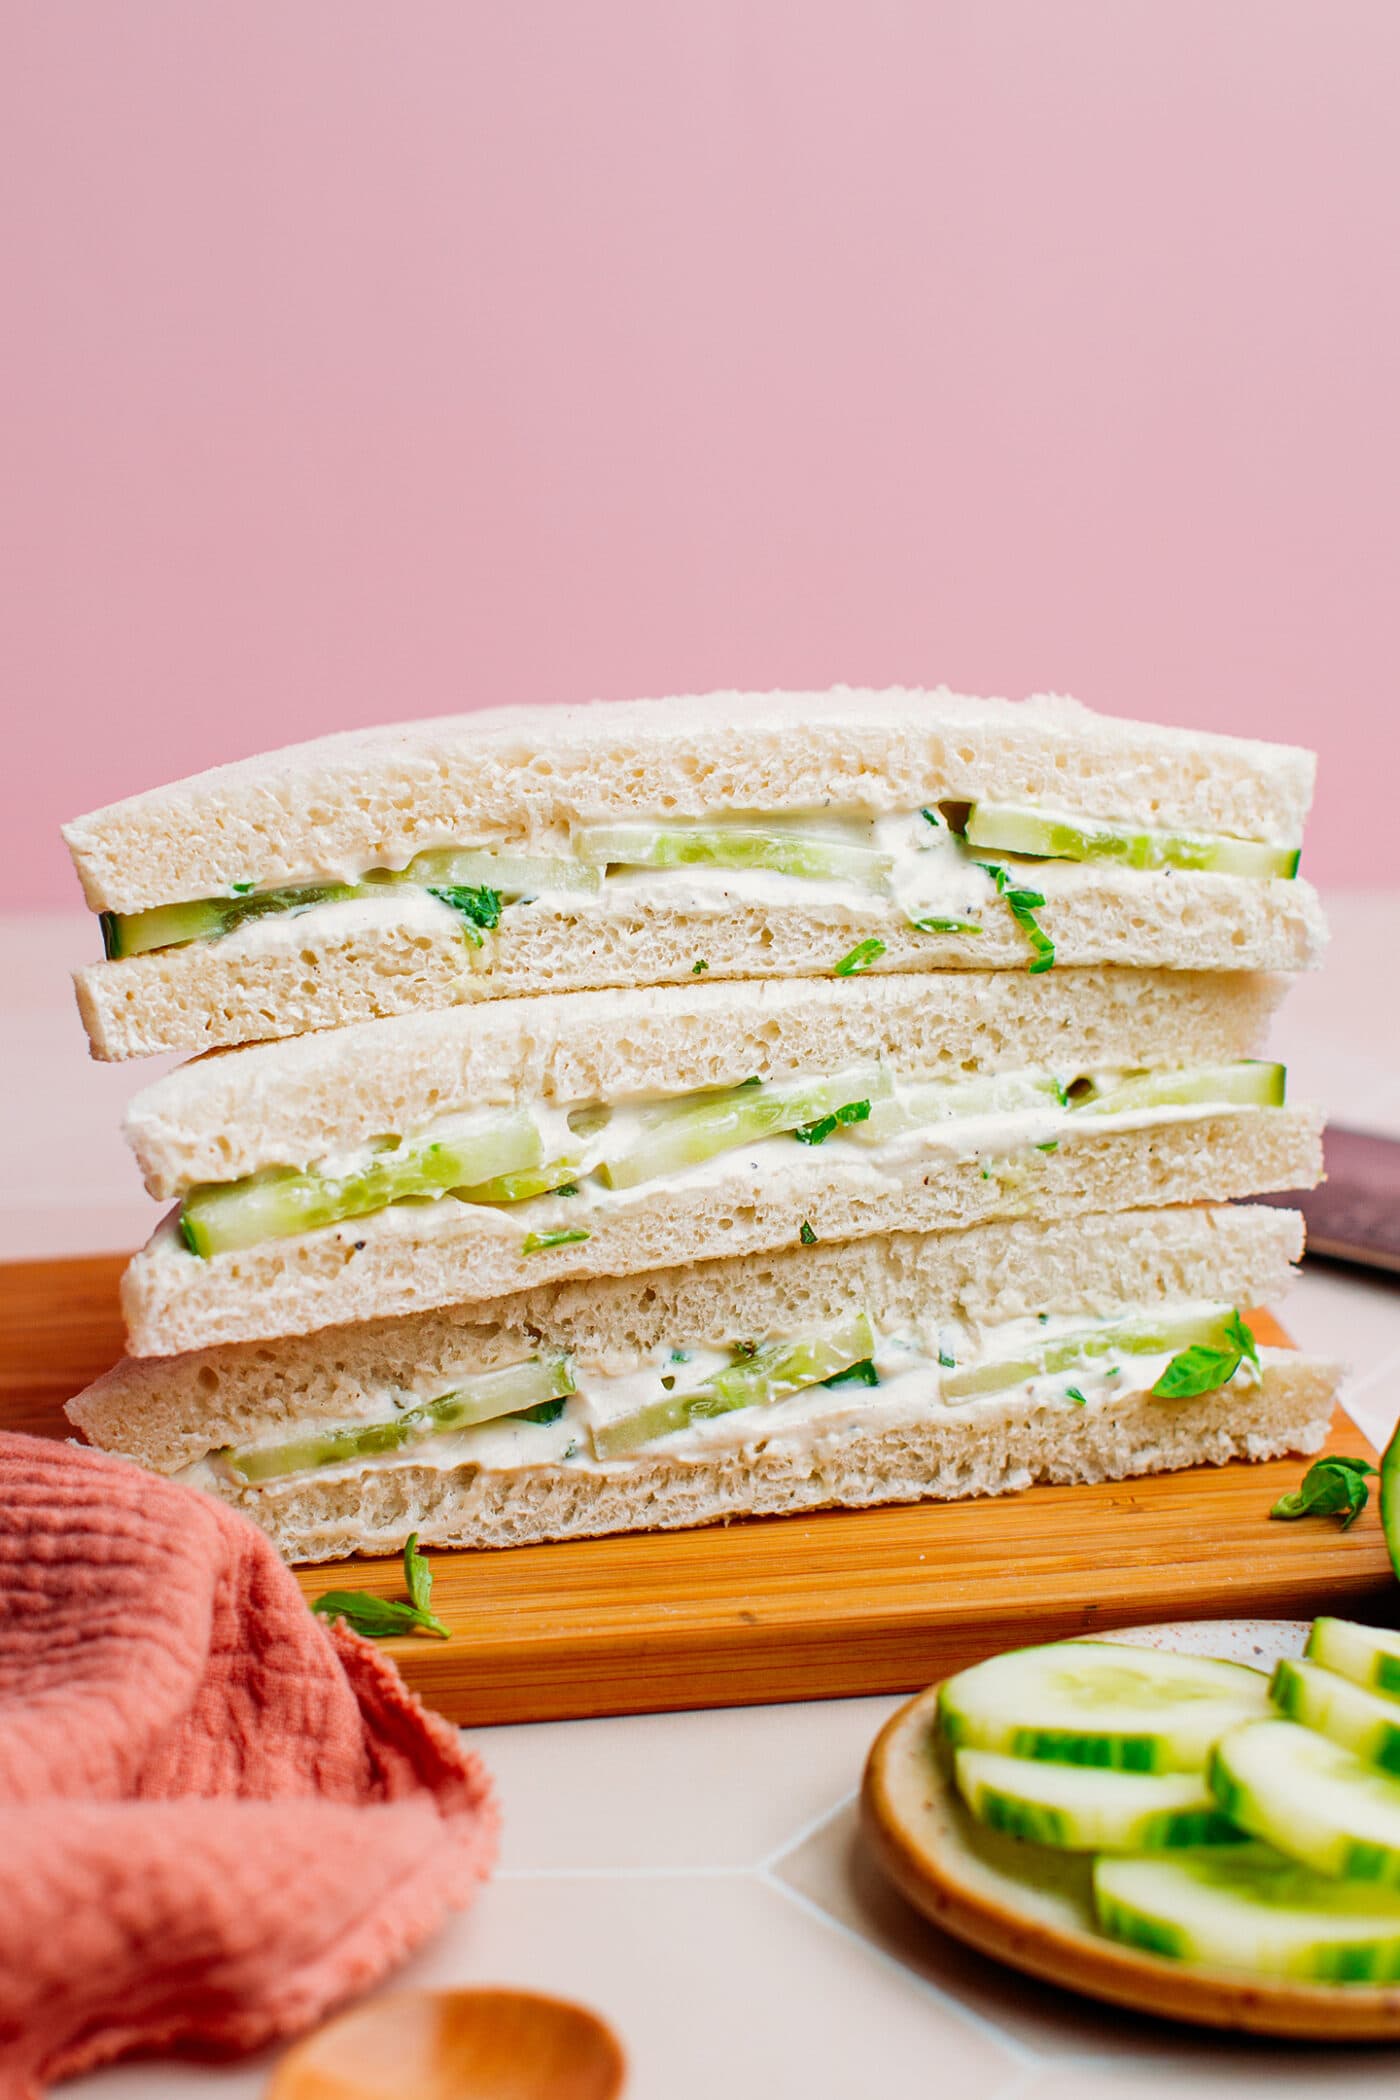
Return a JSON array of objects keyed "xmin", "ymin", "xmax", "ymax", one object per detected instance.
[
  {"xmin": 1382, "ymin": 1416, "xmax": 1400, "ymax": 1589},
  {"xmin": 1272, "ymin": 1657, "xmax": 1400, "ymax": 1774},
  {"xmin": 179, "ymin": 1110, "xmax": 542, "ymax": 1256},
  {"xmin": 850, "ymin": 1069, "xmax": 1065, "ymax": 1145},
  {"xmin": 1211, "ymin": 1718, "xmax": 1400, "ymax": 1886},
  {"xmin": 592, "ymin": 1313, "xmax": 874, "ymax": 1459},
  {"xmin": 223, "ymin": 1354, "xmax": 576, "ymax": 1482},
  {"xmin": 573, "ymin": 821, "xmax": 891, "ymax": 889},
  {"xmin": 1094, "ymin": 1849, "xmax": 1400, "ymax": 1980},
  {"xmin": 940, "ymin": 1307, "xmax": 1242, "ymax": 1402},
  {"xmin": 936, "ymin": 1641, "xmax": 1270, "ymax": 1773},
  {"xmin": 394, "ymin": 848, "xmax": 602, "ymax": 896},
  {"xmin": 1070, "ymin": 1061, "xmax": 1285, "ymax": 1118},
  {"xmin": 101, "ymin": 882, "xmax": 363, "ymax": 959},
  {"xmin": 596, "ymin": 1066, "xmax": 891, "ymax": 1191},
  {"xmin": 1307, "ymin": 1620, "xmax": 1400, "ymax": 1706},
  {"xmin": 454, "ymin": 1157, "xmax": 583, "ymax": 1204},
  {"xmin": 955, "ymin": 1748, "xmax": 1240, "ymax": 1851},
  {"xmin": 961, "ymin": 802, "xmax": 1302, "ymax": 881}
]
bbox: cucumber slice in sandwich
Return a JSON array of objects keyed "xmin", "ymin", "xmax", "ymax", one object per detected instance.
[
  {"xmin": 1211, "ymin": 1718, "xmax": 1400, "ymax": 1885},
  {"xmin": 940, "ymin": 1307, "xmax": 1245, "ymax": 1402},
  {"xmin": 1069, "ymin": 1061, "xmax": 1285, "ymax": 1117},
  {"xmin": 954, "ymin": 1749, "xmax": 1240, "ymax": 1851},
  {"xmin": 936, "ymin": 1641, "xmax": 1270, "ymax": 1772},
  {"xmin": 1271, "ymin": 1658, "xmax": 1400, "ymax": 1774},
  {"xmin": 1307, "ymin": 1619, "xmax": 1400, "ymax": 1705},
  {"xmin": 593, "ymin": 1313, "xmax": 875, "ymax": 1459},
  {"xmin": 393, "ymin": 848, "xmax": 602, "ymax": 896},
  {"xmin": 101, "ymin": 882, "xmax": 363, "ymax": 959},
  {"xmin": 960, "ymin": 802, "xmax": 1302, "ymax": 880},
  {"xmin": 1094, "ymin": 1848, "xmax": 1400, "ymax": 1980},
  {"xmin": 180, "ymin": 1110, "xmax": 543, "ymax": 1256},
  {"xmin": 574, "ymin": 821, "xmax": 892, "ymax": 889},
  {"xmin": 597, "ymin": 1066, "xmax": 891, "ymax": 1191},
  {"xmin": 224, "ymin": 1353, "xmax": 576, "ymax": 1482},
  {"xmin": 852, "ymin": 1069, "xmax": 1066, "ymax": 1144}
]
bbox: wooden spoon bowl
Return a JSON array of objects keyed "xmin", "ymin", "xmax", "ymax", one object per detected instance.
[{"xmin": 267, "ymin": 1987, "xmax": 626, "ymax": 2100}]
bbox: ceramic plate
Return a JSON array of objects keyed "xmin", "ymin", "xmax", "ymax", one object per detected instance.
[{"xmin": 861, "ymin": 1618, "xmax": 1400, "ymax": 2039}]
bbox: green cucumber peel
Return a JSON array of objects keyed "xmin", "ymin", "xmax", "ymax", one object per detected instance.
[
  {"xmin": 833, "ymin": 936, "xmax": 887, "ymax": 976},
  {"xmin": 964, "ymin": 801, "xmax": 1302, "ymax": 881}
]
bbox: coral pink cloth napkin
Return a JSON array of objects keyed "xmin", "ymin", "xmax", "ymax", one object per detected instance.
[{"xmin": 0, "ymin": 1432, "xmax": 497, "ymax": 2097}]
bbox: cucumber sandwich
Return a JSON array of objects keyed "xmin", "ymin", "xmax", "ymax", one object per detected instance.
[
  {"xmin": 68, "ymin": 1202, "xmax": 1337, "ymax": 1563},
  {"xmin": 63, "ymin": 687, "xmax": 1326, "ymax": 1061},
  {"xmin": 113, "ymin": 967, "xmax": 1321, "ymax": 1356}
]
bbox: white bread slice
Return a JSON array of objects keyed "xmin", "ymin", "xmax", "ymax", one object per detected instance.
[
  {"xmin": 75, "ymin": 863, "xmax": 1328, "ymax": 1064},
  {"xmin": 120, "ymin": 1108, "xmax": 1323, "ymax": 1356},
  {"xmin": 217, "ymin": 1356, "xmax": 1337, "ymax": 1564},
  {"xmin": 71, "ymin": 1204, "xmax": 1307, "ymax": 1477},
  {"xmin": 124, "ymin": 966, "xmax": 1285, "ymax": 1197},
  {"xmin": 64, "ymin": 687, "xmax": 1316, "ymax": 914}
]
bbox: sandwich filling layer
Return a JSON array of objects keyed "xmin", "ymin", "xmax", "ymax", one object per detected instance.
[
  {"xmin": 173, "ymin": 1058, "xmax": 1288, "ymax": 1258},
  {"xmin": 98, "ymin": 804, "xmax": 1303, "ymax": 967},
  {"xmin": 189, "ymin": 1299, "xmax": 1268, "ymax": 1493}
]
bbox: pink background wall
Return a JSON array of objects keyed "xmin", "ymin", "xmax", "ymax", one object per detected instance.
[{"xmin": 4, "ymin": 1, "xmax": 1398, "ymax": 907}]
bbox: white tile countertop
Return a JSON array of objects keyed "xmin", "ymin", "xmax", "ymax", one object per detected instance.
[{"xmin": 8, "ymin": 901, "xmax": 1400, "ymax": 2100}]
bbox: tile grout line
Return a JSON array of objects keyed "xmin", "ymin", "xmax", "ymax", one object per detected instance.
[
  {"xmin": 757, "ymin": 1864, "xmax": 1042, "ymax": 2071},
  {"xmin": 759, "ymin": 1786, "xmax": 860, "ymax": 1871}
]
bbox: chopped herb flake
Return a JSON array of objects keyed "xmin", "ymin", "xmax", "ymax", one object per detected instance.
[
  {"xmin": 517, "ymin": 1395, "xmax": 570, "ymax": 1424},
  {"xmin": 823, "ymin": 1358, "xmax": 880, "ymax": 1389},
  {"xmin": 938, "ymin": 1349, "xmax": 957, "ymax": 1369},
  {"xmin": 1065, "ymin": 1386, "xmax": 1088, "ymax": 1407},
  {"xmin": 910, "ymin": 916, "xmax": 984, "ymax": 936},
  {"xmin": 522, "ymin": 1227, "xmax": 591, "ymax": 1255},
  {"xmin": 692, "ymin": 958, "xmax": 709, "ymax": 974},
  {"xmin": 1036, "ymin": 1140, "xmax": 1059, "ymax": 1154},
  {"xmin": 977, "ymin": 860, "xmax": 1056, "ymax": 972},
  {"xmin": 799, "ymin": 1220, "xmax": 818, "ymax": 1245},
  {"xmin": 833, "ymin": 937, "xmax": 887, "ymax": 977},
  {"xmin": 920, "ymin": 807, "xmax": 941, "ymax": 828},
  {"xmin": 793, "ymin": 1099, "xmax": 872, "ymax": 1145},
  {"xmin": 425, "ymin": 883, "xmax": 503, "ymax": 945}
]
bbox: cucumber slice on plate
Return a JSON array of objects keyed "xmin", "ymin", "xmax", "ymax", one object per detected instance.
[
  {"xmin": 936, "ymin": 1641, "xmax": 1270, "ymax": 1772},
  {"xmin": 592, "ymin": 1313, "xmax": 874, "ymax": 1459},
  {"xmin": 940, "ymin": 1306, "xmax": 1243, "ymax": 1402},
  {"xmin": 1272, "ymin": 1658, "xmax": 1400, "ymax": 1773},
  {"xmin": 1306, "ymin": 1619, "xmax": 1400, "ymax": 1705},
  {"xmin": 574, "ymin": 821, "xmax": 891, "ymax": 889},
  {"xmin": 179, "ymin": 1110, "xmax": 543, "ymax": 1256},
  {"xmin": 954, "ymin": 1748, "xmax": 1240, "ymax": 1851},
  {"xmin": 1070, "ymin": 1061, "xmax": 1285, "ymax": 1117},
  {"xmin": 960, "ymin": 803, "xmax": 1302, "ymax": 881},
  {"xmin": 223, "ymin": 1353, "xmax": 576, "ymax": 1483},
  {"xmin": 1094, "ymin": 1849, "xmax": 1400, "ymax": 1981},
  {"xmin": 1212, "ymin": 1718, "xmax": 1400, "ymax": 1885},
  {"xmin": 596, "ymin": 1065, "xmax": 891, "ymax": 1191}
]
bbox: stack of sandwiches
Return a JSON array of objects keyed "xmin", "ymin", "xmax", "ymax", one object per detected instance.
[{"xmin": 64, "ymin": 688, "xmax": 1337, "ymax": 1564}]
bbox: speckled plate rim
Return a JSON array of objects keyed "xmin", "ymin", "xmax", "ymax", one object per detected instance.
[{"xmin": 860, "ymin": 1618, "xmax": 1400, "ymax": 2041}]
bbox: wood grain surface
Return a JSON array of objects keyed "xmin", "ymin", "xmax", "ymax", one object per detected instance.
[{"xmin": 4, "ymin": 1253, "xmax": 1394, "ymax": 1726}]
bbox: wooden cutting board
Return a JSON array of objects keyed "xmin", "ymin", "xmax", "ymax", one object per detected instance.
[{"xmin": 4, "ymin": 1253, "xmax": 1395, "ymax": 1725}]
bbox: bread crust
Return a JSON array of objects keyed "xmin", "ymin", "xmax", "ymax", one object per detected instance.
[{"xmin": 63, "ymin": 687, "xmax": 1316, "ymax": 913}]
